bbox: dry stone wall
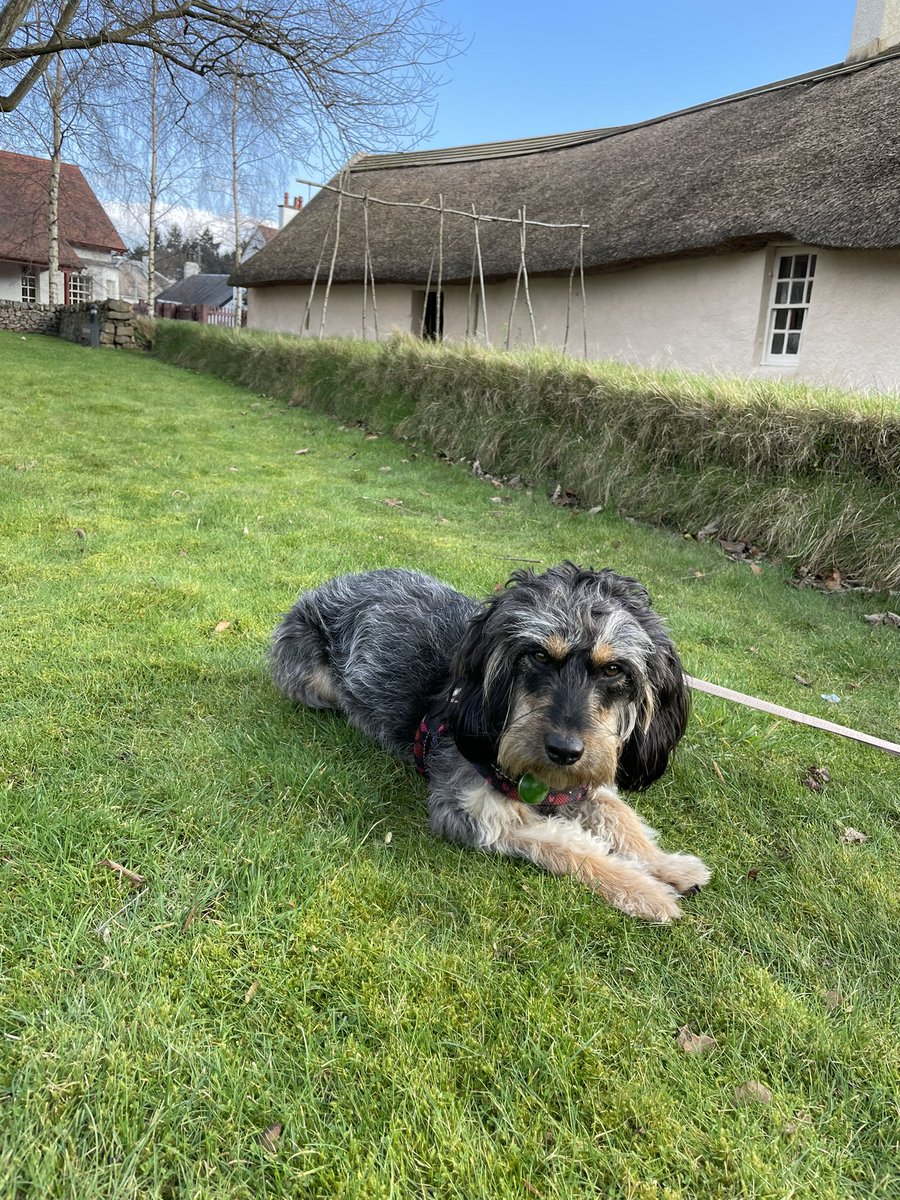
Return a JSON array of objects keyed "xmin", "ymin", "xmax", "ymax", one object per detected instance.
[
  {"xmin": 0, "ymin": 299, "xmax": 134, "ymax": 346},
  {"xmin": 0, "ymin": 299, "xmax": 60, "ymax": 335}
]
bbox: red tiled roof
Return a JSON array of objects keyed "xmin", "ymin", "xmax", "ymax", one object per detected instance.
[{"xmin": 0, "ymin": 150, "xmax": 126, "ymax": 270}]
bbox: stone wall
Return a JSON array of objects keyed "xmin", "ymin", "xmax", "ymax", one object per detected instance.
[
  {"xmin": 58, "ymin": 299, "xmax": 135, "ymax": 348},
  {"xmin": 0, "ymin": 299, "xmax": 60, "ymax": 335},
  {"xmin": 0, "ymin": 298, "xmax": 135, "ymax": 346}
]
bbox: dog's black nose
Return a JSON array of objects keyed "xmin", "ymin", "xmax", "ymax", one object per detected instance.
[{"xmin": 545, "ymin": 734, "xmax": 584, "ymax": 765}]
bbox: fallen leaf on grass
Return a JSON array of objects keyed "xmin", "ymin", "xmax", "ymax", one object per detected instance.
[
  {"xmin": 711, "ymin": 760, "xmax": 726, "ymax": 784},
  {"xmin": 213, "ymin": 620, "xmax": 233, "ymax": 634},
  {"xmin": 677, "ymin": 1026, "xmax": 717, "ymax": 1055},
  {"xmin": 696, "ymin": 521, "xmax": 719, "ymax": 542},
  {"xmin": 747, "ymin": 867, "xmax": 760, "ymax": 881},
  {"xmin": 801, "ymin": 765, "xmax": 831, "ymax": 792},
  {"xmin": 379, "ymin": 465, "xmax": 392, "ymax": 473},
  {"xmin": 732, "ymin": 1081, "xmax": 772, "ymax": 1107},
  {"xmin": 840, "ymin": 826, "xmax": 869, "ymax": 844},
  {"xmin": 549, "ymin": 484, "xmax": 578, "ymax": 507},
  {"xmin": 863, "ymin": 611, "xmax": 900, "ymax": 628},
  {"xmin": 382, "ymin": 498, "xmax": 403, "ymax": 507},
  {"xmin": 258, "ymin": 1123, "xmax": 283, "ymax": 1154},
  {"xmin": 822, "ymin": 989, "xmax": 843, "ymax": 1013},
  {"xmin": 244, "ymin": 980, "xmax": 259, "ymax": 1004},
  {"xmin": 749, "ymin": 563, "xmax": 763, "ymax": 575},
  {"xmin": 293, "ymin": 448, "xmax": 309, "ymax": 455},
  {"xmin": 793, "ymin": 674, "xmax": 812, "ymax": 687},
  {"xmin": 384, "ymin": 831, "xmax": 393, "ymax": 846},
  {"xmin": 97, "ymin": 859, "xmax": 146, "ymax": 887},
  {"xmin": 74, "ymin": 528, "xmax": 86, "ymax": 539}
]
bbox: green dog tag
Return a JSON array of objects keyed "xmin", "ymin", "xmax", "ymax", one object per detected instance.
[{"xmin": 518, "ymin": 773, "xmax": 550, "ymax": 805}]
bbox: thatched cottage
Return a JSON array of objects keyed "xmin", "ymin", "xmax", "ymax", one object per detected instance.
[{"xmin": 233, "ymin": 1, "xmax": 900, "ymax": 393}]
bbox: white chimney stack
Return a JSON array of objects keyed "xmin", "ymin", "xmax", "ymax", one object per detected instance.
[
  {"xmin": 847, "ymin": 0, "xmax": 900, "ymax": 61},
  {"xmin": 278, "ymin": 193, "xmax": 304, "ymax": 229}
]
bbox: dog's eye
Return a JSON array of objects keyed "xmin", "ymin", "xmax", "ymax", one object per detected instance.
[
  {"xmin": 530, "ymin": 648, "xmax": 549, "ymax": 664},
  {"xmin": 601, "ymin": 662, "xmax": 624, "ymax": 677}
]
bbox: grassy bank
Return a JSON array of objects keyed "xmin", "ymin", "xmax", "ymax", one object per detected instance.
[
  {"xmin": 2, "ymin": 331, "xmax": 899, "ymax": 1198},
  {"xmin": 142, "ymin": 321, "xmax": 900, "ymax": 590}
]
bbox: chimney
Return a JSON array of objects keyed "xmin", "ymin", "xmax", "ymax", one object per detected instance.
[
  {"xmin": 183, "ymin": 260, "xmax": 201, "ymax": 278},
  {"xmin": 279, "ymin": 192, "xmax": 304, "ymax": 229},
  {"xmin": 847, "ymin": 0, "xmax": 900, "ymax": 61}
]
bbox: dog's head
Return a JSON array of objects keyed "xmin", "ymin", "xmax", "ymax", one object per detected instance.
[{"xmin": 445, "ymin": 562, "xmax": 689, "ymax": 792}]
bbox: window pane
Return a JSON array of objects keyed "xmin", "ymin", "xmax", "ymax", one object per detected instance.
[
  {"xmin": 786, "ymin": 332, "xmax": 801, "ymax": 354},
  {"xmin": 774, "ymin": 310, "xmax": 789, "ymax": 330},
  {"xmin": 789, "ymin": 308, "xmax": 805, "ymax": 330},
  {"xmin": 793, "ymin": 255, "xmax": 808, "ymax": 278},
  {"xmin": 790, "ymin": 280, "xmax": 805, "ymax": 303},
  {"xmin": 771, "ymin": 332, "xmax": 785, "ymax": 354},
  {"xmin": 806, "ymin": 281, "xmax": 814, "ymax": 303},
  {"xmin": 808, "ymin": 255, "xmax": 817, "ymax": 277},
  {"xmin": 778, "ymin": 256, "xmax": 792, "ymax": 278},
  {"xmin": 775, "ymin": 281, "xmax": 788, "ymax": 303}
]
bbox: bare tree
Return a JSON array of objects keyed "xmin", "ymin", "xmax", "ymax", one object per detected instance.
[{"xmin": 0, "ymin": 0, "xmax": 458, "ymax": 140}]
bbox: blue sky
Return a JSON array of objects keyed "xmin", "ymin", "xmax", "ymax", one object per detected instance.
[
  {"xmin": 293, "ymin": 0, "xmax": 857, "ymax": 196},
  {"xmin": 416, "ymin": 0, "xmax": 856, "ymax": 148}
]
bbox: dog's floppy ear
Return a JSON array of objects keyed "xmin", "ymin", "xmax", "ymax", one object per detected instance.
[
  {"xmin": 444, "ymin": 603, "xmax": 515, "ymax": 767},
  {"xmin": 615, "ymin": 638, "xmax": 690, "ymax": 792}
]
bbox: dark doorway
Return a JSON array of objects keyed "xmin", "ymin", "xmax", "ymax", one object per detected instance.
[{"xmin": 414, "ymin": 290, "xmax": 444, "ymax": 340}]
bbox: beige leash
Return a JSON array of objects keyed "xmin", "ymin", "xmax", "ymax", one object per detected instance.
[{"xmin": 685, "ymin": 675, "xmax": 900, "ymax": 758}]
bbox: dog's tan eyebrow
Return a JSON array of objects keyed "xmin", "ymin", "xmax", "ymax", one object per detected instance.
[
  {"xmin": 590, "ymin": 641, "xmax": 617, "ymax": 666},
  {"xmin": 544, "ymin": 635, "xmax": 571, "ymax": 660}
]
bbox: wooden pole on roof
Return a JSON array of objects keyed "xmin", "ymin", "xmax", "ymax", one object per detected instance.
[
  {"xmin": 363, "ymin": 192, "xmax": 380, "ymax": 341},
  {"xmin": 505, "ymin": 208, "xmax": 524, "ymax": 351},
  {"xmin": 419, "ymin": 238, "xmax": 436, "ymax": 338},
  {"xmin": 465, "ymin": 228, "xmax": 476, "ymax": 340},
  {"xmin": 301, "ymin": 204, "xmax": 336, "ymax": 336},
  {"xmin": 318, "ymin": 170, "xmax": 345, "ymax": 338},
  {"xmin": 435, "ymin": 193, "xmax": 444, "ymax": 338},
  {"xmin": 361, "ymin": 191, "xmax": 369, "ymax": 341},
  {"xmin": 472, "ymin": 204, "xmax": 489, "ymax": 345},
  {"xmin": 520, "ymin": 205, "xmax": 537, "ymax": 346},
  {"xmin": 564, "ymin": 258, "xmax": 575, "ymax": 354},
  {"xmin": 579, "ymin": 208, "xmax": 588, "ymax": 359}
]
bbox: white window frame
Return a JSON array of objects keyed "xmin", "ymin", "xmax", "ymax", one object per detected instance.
[
  {"xmin": 762, "ymin": 249, "xmax": 817, "ymax": 365},
  {"xmin": 21, "ymin": 267, "xmax": 36, "ymax": 303},
  {"xmin": 68, "ymin": 271, "xmax": 93, "ymax": 303}
]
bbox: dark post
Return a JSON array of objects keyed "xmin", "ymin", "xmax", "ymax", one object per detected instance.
[{"xmin": 89, "ymin": 303, "xmax": 100, "ymax": 348}]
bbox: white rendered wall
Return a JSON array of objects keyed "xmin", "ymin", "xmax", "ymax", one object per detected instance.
[
  {"xmin": 0, "ymin": 262, "xmax": 23, "ymax": 301},
  {"xmin": 247, "ymin": 247, "xmax": 900, "ymax": 394}
]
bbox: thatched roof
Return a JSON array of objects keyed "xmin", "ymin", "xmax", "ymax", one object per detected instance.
[{"xmin": 233, "ymin": 51, "xmax": 900, "ymax": 289}]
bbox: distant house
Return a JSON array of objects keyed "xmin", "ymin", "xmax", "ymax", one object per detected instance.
[
  {"xmin": 241, "ymin": 222, "xmax": 279, "ymax": 262},
  {"xmin": 116, "ymin": 257, "xmax": 175, "ymax": 306},
  {"xmin": 0, "ymin": 150, "xmax": 126, "ymax": 304},
  {"xmin": 233, "ymin": 2, "xmax": 900, "ymax": 393},
  {"xmin": 155, "ymin": 267, "xmax": 238, "ymax": 312}
]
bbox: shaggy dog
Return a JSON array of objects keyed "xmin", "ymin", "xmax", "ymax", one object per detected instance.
[{"xmin": 269, "ymin": 563, "xmax": 710, "ymax": 922}]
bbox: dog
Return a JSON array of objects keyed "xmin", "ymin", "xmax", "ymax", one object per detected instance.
[{"xmin": 269, "ymin": 563, "xmax": 710, "ymax": 922}]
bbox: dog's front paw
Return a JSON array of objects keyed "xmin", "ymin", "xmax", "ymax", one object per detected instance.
[
  {"xmin": 648, "ymin": 852, "xmax": 711, "ymax": 896},
  {"xmin": 598, "ymin": 866, "xmax": 684, "ymax": 923}
]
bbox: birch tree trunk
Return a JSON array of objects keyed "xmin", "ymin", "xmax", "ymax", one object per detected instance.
[
  {"xmin": 146, "ymin": 55, "xmax": 158, "ymax": 308},
  {"xmin": 47, "ymin": 55, "xmax": 62, "ymax": 303}
]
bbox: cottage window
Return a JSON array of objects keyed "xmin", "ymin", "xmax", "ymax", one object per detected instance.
[
  {"xmin": 21, "ymin": 268, "xmax": 36, "ymax": 302},
  {"xmin": 764, "ymin": 252, "xmax": 816, "ymax": 361},
  {"xmin": 68, "ymin": 271, "xmax": 93, "ymax": 303}
]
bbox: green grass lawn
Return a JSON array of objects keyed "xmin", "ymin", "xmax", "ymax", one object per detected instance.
[{"xmin": 1, "ymin": 331, "xmax": 898, "ymax": 1199}]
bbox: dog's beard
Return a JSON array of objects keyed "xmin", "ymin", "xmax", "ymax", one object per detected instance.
[{"xmin": 495, "ymin": 690, "xmax": 622, "ymax": 790}]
